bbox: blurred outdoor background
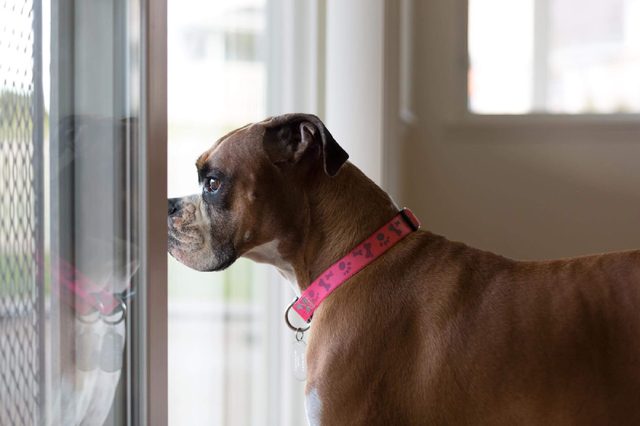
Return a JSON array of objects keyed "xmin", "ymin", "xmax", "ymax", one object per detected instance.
[{"xmin": 167, "ymin": 1, "xmax": 289, "ymax": 425}]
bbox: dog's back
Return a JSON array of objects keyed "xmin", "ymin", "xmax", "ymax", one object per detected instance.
[{"xmin": 401, "ymin": 232, "xmax": 640, "ymax": 425}]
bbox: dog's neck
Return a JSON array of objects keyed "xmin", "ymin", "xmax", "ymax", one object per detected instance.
[{"xmin": 290, "ymin": 163, "xmax": 398, "ymax": 291}]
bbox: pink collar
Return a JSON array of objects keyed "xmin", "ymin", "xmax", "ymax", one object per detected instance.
[{"xmin": 289, "ymin": 208, "xmax": 421, "ymax": 325}]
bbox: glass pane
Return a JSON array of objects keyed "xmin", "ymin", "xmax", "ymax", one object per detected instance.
[
  {"xmin": 2, "ymin": 0, "xmax": 144, "ymax": 424},
  {"xmin": 167, "ymin": 0, "xmax": 274, "ymax": 425},
  {"xmin": 468, "ymin": 0, "xmax": 640, "ymax": 114}
]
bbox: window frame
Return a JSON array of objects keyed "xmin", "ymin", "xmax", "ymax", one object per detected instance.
[
  {"xmin": 137, "ymin": 0, "xmax": 168, "ymax": 424},
  {"xmin": 443, "ymin": 0, "xmax": 640, "ymax": 144}
]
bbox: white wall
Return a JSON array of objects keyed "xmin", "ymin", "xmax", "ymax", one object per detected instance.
[
  {"xmin": 325, "ymin": 0, "xmax": 385, "ymax": 184},
  {"xmin": 399, "ymin": 0, "xmax": 640, "ymax": 260}
]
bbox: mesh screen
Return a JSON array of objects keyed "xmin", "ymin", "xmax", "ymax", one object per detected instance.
[{"xmin": 0, "ymin": 0, "xmax": 43, "ymax": 424}]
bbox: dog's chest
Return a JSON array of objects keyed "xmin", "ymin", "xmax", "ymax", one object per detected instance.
[{"xmin": 305, "ymin": 387, "xmax": 322, "ymax": 426}]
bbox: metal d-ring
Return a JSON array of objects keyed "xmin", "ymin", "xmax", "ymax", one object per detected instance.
[
  {"xmin": 102, "ymin": 298, "xmax": 127, "ymax": 325},
  {"xmin": 284, "ymin": 298, "xmax": 311, "ymax": 333}
]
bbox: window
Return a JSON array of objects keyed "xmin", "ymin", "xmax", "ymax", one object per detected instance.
[
  {"xmin": 468, "ymin": 0, "xmax": 640, "ymax": 114},
  {"xmin": 224, "ymin": 32, "xmax": 261, "ymax": 62},
  {"xmin": 167, "ymin": 1, "xmax": 306, "ymax": 425}
]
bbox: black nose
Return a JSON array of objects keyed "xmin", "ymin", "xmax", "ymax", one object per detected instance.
[{"xmin": 168, "ymin": 198, "xmax": 180, "ymax": 216}]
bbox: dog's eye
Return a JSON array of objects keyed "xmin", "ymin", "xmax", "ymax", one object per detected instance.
[{"xmin": 205, "ymin": 177, "xmax": 221, "ymax": 193}]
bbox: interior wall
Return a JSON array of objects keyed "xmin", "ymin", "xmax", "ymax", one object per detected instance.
[
  {"xmin": 400, "ymin": 1, "xmax": 640, "ymax": 261},
  {"xmin": 325, "ymin": 0, "xmax": 384, "ymax": 184}
]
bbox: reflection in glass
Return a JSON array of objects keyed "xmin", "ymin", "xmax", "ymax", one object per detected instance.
[{"xmin": 1, "ymin": 0, "xmax": 142, "ymax": 424}]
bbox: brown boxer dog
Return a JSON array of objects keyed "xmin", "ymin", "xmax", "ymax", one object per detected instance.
[{"xmin": 167, "ymin": 113, "xmax": 640, "ymax": 425}]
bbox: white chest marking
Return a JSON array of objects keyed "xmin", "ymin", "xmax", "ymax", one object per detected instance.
[
  {"xmin": 243, "ymin": 239, "xmax": 297, "ymax": 286},
  {"xmin": 305, "ymin": 387, "xmax": 322, "ymax": 426}
]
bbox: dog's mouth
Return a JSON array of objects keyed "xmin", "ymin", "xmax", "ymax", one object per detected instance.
[
  {"xmin": 166, "ymin": 196, "xmax": 239, "ymax": 271},
  {"xmin": 167, "ymin": 224, "xmax": 238, "ymax": 272},
  {"xmin": 167, "ymin": 242, "xmax": 237, "ymax": 272},
  {"xmin": 167, "ymin": 206, "xmax": 208, "ymax": 246},
  {"xmin": 209, "ymin": 250, "xmax": 237, "ymax": 271},
  {"xmin": 167, "ymin": 233, "xmax": 185, "ymax": 252},
  {"xmin": 168, "ymin": 224, "xmax": 204, "ymax": 247}
]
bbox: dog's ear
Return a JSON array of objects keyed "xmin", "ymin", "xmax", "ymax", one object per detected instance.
[{"xmin": 262, "ymin": 113, "xmax": 349, "ymax": 176}]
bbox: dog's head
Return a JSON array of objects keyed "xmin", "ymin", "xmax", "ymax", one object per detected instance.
[{"xmin": 167, "ymin": 113, "xmax": 349, "ymax": 271}]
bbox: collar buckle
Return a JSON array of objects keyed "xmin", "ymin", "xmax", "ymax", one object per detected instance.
[{"xmin": 400, "ymin": 208, "xmax": 421, "ymax": 231}]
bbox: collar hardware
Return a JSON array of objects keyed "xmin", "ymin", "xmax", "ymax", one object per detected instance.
[
  {"xmin": 287, "ymin": 208, "xmax": 421, "ymax": 327},
  {"xmin": 285, "ymin": 297, "xmax": 312, "ymax": 332}
]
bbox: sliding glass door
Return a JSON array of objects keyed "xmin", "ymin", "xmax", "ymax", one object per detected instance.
[{"xmin": 1, "ymin": 0, "xmax": 167, "ymax": 424}]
